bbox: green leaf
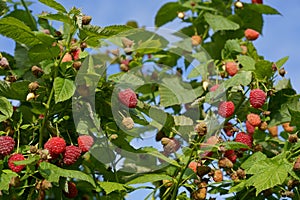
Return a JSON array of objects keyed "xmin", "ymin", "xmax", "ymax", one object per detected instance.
[
  {"xmin": 229, "ymin": 181, "xmax": 246, "ymax": 193},
  {"xmin": 241, "ymin": 151, "xmax": 267, "ymax": 170},
  {"xmin": 289, "ymin": 108, "xmax": 300, "ymax": 129},
  {"xmin": 0, "ymin": 170, "xmax": 18, "ymax": 191},
  {"xmin": 39, "ymin": 162, "xmax": 96, "ymax": 187},
  {"xmin": 145, "ymin": 149, "xmax": 180, "ymax": 167},
  {"xmin": 155, "ymin": 2, "xmax": 186, "ymax": 27},
  {"xmin": 100, "ymin": 25, "xmax": 133, "ymax": 37},
  {"xmin": 135, "ymin": 39, "xmax": 162, "ymax": 54},
  {"xmin": 245, "ymin": 154, "xmax": 291, "ymax": 195},
  {"xmin": 246, "ymin": 4, "xmax": 281, "ymax": 15},
  {"xmin": 275, "ymin": 56, "xmax": 289, "ymax": 69},
  {"xmin": 54, "ymin": 77, "xmax": 76, "ymax": 103},
  {"xmin": 159, "ymin": 77, "xmax": 198, "ymax": 107},
  {"xmin": 188, "ymin": 52, "xmax": 212, "ymax": 79},
  {"xmin": 38, "ymin": 0, "xmax": 67, "ymax": 13},
  {"xmin": 204, "ymin": 13, "xmax": 239, "ymax": 32},
  {"xmin": 38, "ymin": 13, "xmax": 72, "ymax": 24},
  {"xmin": 237, "ymin": 55, "xmax": 256, "ymax": 71},
  {"xmin": 274, "ymin": 78, "xmax": 293, "ymax": 91},
  {"xmin": 268, "ymin": 89, "xmax": 298, "ymax": 126},
  {"xmin": 14, "ymin": 155, "xmax": 40, "ymax": 165},
  {"xmin": 99, "ymin": 182, "xmax": 127, "ymax": 194},
  {"xmin": 173, "ymin": 116, "xmax": 193, "ymax": 126},
  {"xmin": 223, "ymin": 71, "xmax": 252, "ymax": 89},
  {"xmin": 28, "ymin": 44, "xmax": 60, "ymax": 62},
  {"xmin": 254, "ymin": 60, "xmax": 273, "ymax": 80},
  {"xmin": 127, "ymin": 174, "xmax": 172, "ymax": 185},
  {"xmin": 224, "ymin": 39, "xmax": 242, "ymax": 53},
  {"xmin": 5, "ymin": 9, "xmax": 36, "ymax": 30},
  {"xmin": 235, "ymin": 8, "xmax": 263, "ymax": 33},
  {"xmin": 182, "ymin": 2, "xmax": 217, "ymax": 12},
  {"xmin": 220, "ymin": 141, "xmax": 250, "ymax": 151},
  {"xmin": 0, "ymin": 80, "xmax": 29, "ymax": 100},
  {"xmin": 0, "ymin": 97, "xmax": 13, "ymax": 122},
  {"xmin": 0, "ymin": 17, "xmax": 40, "ymax": 46}
]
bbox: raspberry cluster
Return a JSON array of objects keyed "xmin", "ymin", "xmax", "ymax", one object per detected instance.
[{"xmin": 0, "ymin": 136, "xmax": 15, "ymax": 156}]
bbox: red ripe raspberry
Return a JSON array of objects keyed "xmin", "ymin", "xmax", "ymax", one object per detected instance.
[
  {"xmin": 244, "ymin": 29, "xmax": 259, "ymax": 41},
  {"xmin": 225, "ymin": 61, "xmax": 238, "ymax": 76},
  {"xmin": 78, "ymin": 135, "xmax": 94, "ymax": 152},
  {"xmin": 44, "ymin": 137, "xmax": 66, "ymax": 156},
  {"xmin": 63, "ymin": 145, "xmax": 82, "ymax": 165},
  {"xmin": 246, "ymin": 120, "xmax": 255, "ymax": 136},
  {"xmin": 247, "ymin": 113, "xmax": 261, "ymax": 127},
  {"xmin": 63, "ymin": 182, "xmax": 78, "ymax": 198},
  {"xmin": 8, "ymin": 153, "xmax": 25, "ymax": 173},
  {"xmin": 209, "ymin": 84, "xmax": 219, "ymax": 92},
  {"xmin": 252, "ymin": 0, "xmax": 263, "ymax": 4},
  {"xmin": 250, "ymin": 89, "xmax": 266, "ymax": 108},
  {"xmin": 224, "ymin": 150, "xmax": 237, "ymax": 163},
  {"xmin": 235, "ymin": 132, "xmax": 252, "ymax": 150},
  {"xmin": 218, "ymin": 101, "xmax": 235, "ymax": 118},
  {"xmin": 118, "ymin": 89, "xmax": 138, "ymax": 108},
  {"xmin": 0, "ymin": 136, "xmax": 15, "ymax": 156}
]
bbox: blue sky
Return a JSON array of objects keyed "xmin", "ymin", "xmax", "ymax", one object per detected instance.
[{"xmin": 1, "ymin": 0, "xmax": 300, "ymax": 199}]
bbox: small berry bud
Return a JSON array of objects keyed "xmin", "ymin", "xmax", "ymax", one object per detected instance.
[
  {"xmin": 195, "ymin": 121, "xmax": 207, "ymax": 136},
  {"xmin": 121, "ymin": 37, "xmax": 134, "ymax": 48},
  {"xmin": 234, "ymin": 1, "xmax": 243, "ymax": 8},
  {"xmin": 73, "ymin": 61, "xmax": 82, "ymax": 70},
  {"xmin": 177, "ymin": 12, "xmax": 185, "ymax": 19},
  {"xmin": 122, "ymin": 117, "xmax": 134, "ymax": 129},
  {"xmin": 288, "ymin": 134, "xmax": 298, "ymax": 143},
  {"xmin": 0, "ymin": 57, "xmax": 9, "ymax": 69},
  {"xmin": 279, "ymin": 68, "xmax": 286, "ymax": 77},
  {"xmin": 31, "ymin": 66, "xmax": 44, "ymax": 77},
  {"xmin": 28, "ymin": 81, "xmax": 39, "ymax": 92},
  {"xmin": 191, "ymin": 35, "xmax": 202, "ymax": 46},
  {"xmin": 26, "ymin": 92, "xmax": 36, "ymax": 101},
  {"xmin": 82, "ymin": 15, "xmax": 92, "ymax": 25}
]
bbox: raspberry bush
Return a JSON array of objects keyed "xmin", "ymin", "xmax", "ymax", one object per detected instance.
[{"xmin": 0, "ymin": 0, "xmax": 299, "ymax": 199}]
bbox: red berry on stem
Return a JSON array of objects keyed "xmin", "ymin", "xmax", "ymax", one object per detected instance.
[
  {"xmin": 247, "ymin": 113, "xmax": 261, "ymax": 127},
  {"xmin": 0, "ymin": 136, "xmax": 15, "ymax": 156},
  {"xmin": 118, "ymin": 89, "xmax": 138, "ymax": 108},
  {"xmin": 225, "ymin": 61, "xmax": 238, "ymax": 76},
  {"xmin": 250, "ymin": 89, "xmax": 266, "ymax": 108},
  {"xmin": 235, "ymin": 132, "xmax": 252, "ymax": 150},
  {"xmin": 246, "ymin": 120, "xmax": 255, "ymax": 136},
  {"xmin": 44, "ymin": 137, "xmax": 66, "ymax": 156},
  {"xmin": 63, "ymin": 145, "xmax": 82, "ymax": 165},
  {"xmin": 218, "ymin": 101, "xmax": 235, "ymax": 118},
  {"xmin": 244, "ymin": 29, "xmax": 259, "ymax": 41},
  {"xmin": 224, "ymin": 150, "xmax": 237, "ymax": 163},
  {"xmin": 78, "ymin": 135, "xmax": 94, "ymax": 152},
  {"xmin": 8, "ymin": 153, "xmax": 25, "ymax": 173}
]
